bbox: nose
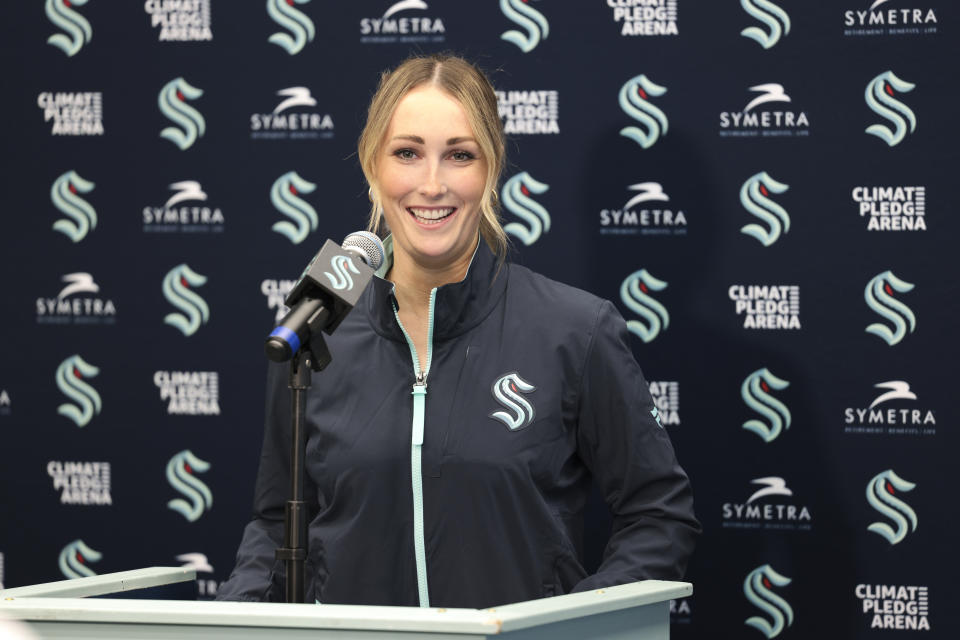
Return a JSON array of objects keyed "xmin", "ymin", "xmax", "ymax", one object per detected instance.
[{"xmin": 418, "ymin": 162, "xmax": 448, "ymax": 198}]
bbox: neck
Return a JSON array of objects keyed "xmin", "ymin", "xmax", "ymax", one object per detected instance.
[{"xmin": 387, "ymin": 240, "xmax": 477, "ymax": 310}]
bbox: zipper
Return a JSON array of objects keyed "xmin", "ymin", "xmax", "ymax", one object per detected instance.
[{"xmin": 391, "ymin": 287, "xmax": 437, "ymax": 608}]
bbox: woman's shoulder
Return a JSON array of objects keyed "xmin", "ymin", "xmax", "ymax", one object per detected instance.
[{"xmin": 505, "ymin": 263, "xmax": 614, "ymax": 327}]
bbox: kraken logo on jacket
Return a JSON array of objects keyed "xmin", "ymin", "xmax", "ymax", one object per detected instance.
[
  {"xmin": 46, "ymin": 0, "xmax": 92, "ymax": 57},
  {"xmin": 324, "ymin": 255, "xmax": 360, "ymax": 291},
  {"xmin": 162, "ymin": 264, "xmax": 209, "ymax": 337},
  {"xmin": 58, "ymin": 539, "xmax": 101, "ymax": 579},
  {"xmin": 744, "ymin": 564, "xmax": 794, "ymax": 638},
  {"xmin": 271, "ymin": 171, "xmax": 318, "ymax": 244},
  {"xmin": 867, "ymin": 469, "xmax": 917, "ymax": 544},
  {"xmin": 619, "ymin": 75, "xmax": 668, "ymax": 149},
  {"xmin": 166, "ymin": 450, "xmax": 213, "ymax": 522},
  {"xmin": 741, "ymin": 368, "xmax": 791, "ymax": 443},
  {"xmin": 864, "ymin": 271, "xmax": 915, "ymax": 345},
  {"xmin": 51, "ymin": 170, "xmax": 96, "ymax": 243},
  {"xmin": 158, "ymin": 77, "xmax": 205, "ymax": 150},
  {"xmin": 865, "ymin": 71, "xmax": 916, "ymax": 146},
  {"xmin": 502, "ymin": 172, "xmax": 550, "ymax": 246},
  {"xmin": 489, "ymin": 372, "xmax": 536, "ymax": 431},
  {"xmin": 620, "ymin": 269, "xmax": 669, "ymax": 343},
  {"xmin": 56, "ymin": 355, "xmax": 101, "ymax": 428},
  {"xmin": 500, "ymin": 0, "xmax": 548, "ymax": 52},
  {"xmin": 267, "ymin": 0, "xmax": 315, "ymax": 54},
  {"xmin": 740, "ymin": 172, "xmax": 790, "ymax": 246},
  {"xmin": 740, "ymin": 0, "xmax": 790, "ymax": 49}
]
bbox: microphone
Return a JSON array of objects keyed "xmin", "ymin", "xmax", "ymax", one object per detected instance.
[{"xmin": 264, "ymin": 231, "xmax": 385, "ymax": 364}]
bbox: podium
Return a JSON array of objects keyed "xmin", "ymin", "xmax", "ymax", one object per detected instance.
[{"xmin": 1, "ymin": 568, "xmax": 691, "ymax": 639}]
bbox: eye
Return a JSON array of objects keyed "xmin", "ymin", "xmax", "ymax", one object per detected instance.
[
  {"xmin": 393, "ymin": 148, "xmax": 417, "ymax": 160},
  {"xmin": 450, "ymin": 150, "xmax": 476, "ymax": 162}
]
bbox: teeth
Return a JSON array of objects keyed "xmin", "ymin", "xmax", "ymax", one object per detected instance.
[{"xmin": 410, "ymin": 207, "xmax": 454, "ymax": 223}]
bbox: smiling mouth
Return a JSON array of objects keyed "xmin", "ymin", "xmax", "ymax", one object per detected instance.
[{"xmin": 409, "ymin": 207, "xmax": 456, "ymax": 225}]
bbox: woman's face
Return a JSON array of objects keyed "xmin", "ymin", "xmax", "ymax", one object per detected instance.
[{"xmin": 375, "ymin": 85, "xmax": 487, "ymax": 273}]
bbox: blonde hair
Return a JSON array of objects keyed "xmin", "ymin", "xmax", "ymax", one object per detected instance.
[{"xmin": 358, "ymin": 54, "xmax": 508, "ymax": 262}]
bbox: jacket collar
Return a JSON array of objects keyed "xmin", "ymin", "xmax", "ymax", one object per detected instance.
[{"xmin": 365, "ymin": 235, "xmax": 508, "ymax": 342}]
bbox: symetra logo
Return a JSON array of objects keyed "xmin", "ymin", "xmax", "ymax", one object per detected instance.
[
  {"xmin": 251, "ymin": 87, "xmax": 334, "ymax": 140},
  {"xmin": 720, "ymin": 84, "xmax": 810, "ymax": 137},
  {"xmin": 867, "ymin": 469, "xmax": 917, "ymax": 544},
  {"xmin": 56, "ymin": 355, "xmax": 101, "ymax": 428},
  {"xmin": 864, "ymin": 271, "xmax": 915, "ymax": 345},
  {"xmin": 741, "ymin": 368, "xmax": 791, "ymax": 443},
  {"xmin": 177, "ymin": 552, "xmax": 221, "ymax": 599},
  {"xmin": 865, "ymin": 71, "xmax": 916, "ymax": 146},
  {"xmin": 740, "ymin": 0, "xmax": 790, "ymax": 49},
  {"xmin": 262, "ymin": 278, "xmax": 295, "ymax": 322},
  {"xmin": 741, "ymin": 172, "xmax": 790, "ymax": 246},
  {"xmin": 854, "ymin": 185, "xmax": 926, "ymax": 231},
  {"xmin": 844, "ymin": 1, "xmax": 938, "ymax": 37},
  {"xmin": 46, "ymin": 0, "xmax": 92, "ymax": 57},
  {"xmin": 271, "ymin": 171, "xmax": 318, "ymax": 244},
  {"xmin": 143, "ymin": 181, "xmax": 224, "ymax": 233},
  {"xmin": 324, "ymin": 255, "xmax": 359, "ymax": 291},
  {"xmin": 609, "ymin": 0, "xmax": 679, "ymax": 37},
  {"xmin": 620, "ymin": 269, "xmax": 669, "ymax": 343},
  {"xmin": 58, "ymin": 539, "xmax": 101, "ymax": 579},
  {"xmin": 844, "ymin": 381, "xmax": 936, "ymax": 436},
  {"xmin": 489, "ymin": 372, "xmax": 536, "ymax": 431},
  {"xmin": 744, "ymin": 565, "xmax": 794, "ymax": 638},
  {"xmin": 267, "ymin": 0, "xmax": 314, "ymax": 54},
  {"xmin": 158, "ymin": 77, "xmax": 205, "ymax": 150},
  {"xmin": 502, "ymin": 171, "xmax": 550, "ymax": 246},
  {"xmin": 37, "ymin": 272, "xmax": 116, "ymax": 325},
  {"xmin": 145, "ymin": 0, "xmax": 212, "ymax": 41},
  {"xmin": 729, "ymin": 285, "xmax": 800, "ymax": 329},
  {"xmin": 619, "ymin": 74, "xmax": 668, "ymax": 148},
  {"xmin": 360, "ymin": 1, "xmax": 446, "ymax": 44},
  {"xmin": 855, "ymin": 584, "xmax": 930, "ymax": 631},
  {"xmin": 500, "ymin": 0, "xmax": 548, "ymax": 52},
  {"xmin": 497, "ymin": 89, "xmax": 559, "ymax": 135},
  {"xmin": 48, "ymin": 461, "xmax": 111, "ymax": 506},
  {"xmin": 162, "ymin": 264, "xmax": 210, "ymax": 336},
  {"xmin": 154, "ymin": 371, "xmax": 220, "ymax": 416},
  {"xmin": 648, "ymin": 381, "xmax": 680, "ymax": 426},
  {"xmin": 38, "ymin": 92, "xmax": 103, "ymax": 136},
  {"xmin": 50, "ymin": 170, "xmax": 96, "ymax": 243},
  {"xmin": 600, "ymin": 182, "xmax": 688, "ymax": 236},
  {"xmin": 723, "ymin": 477, "xmax": 812, "ymax": 531},
  {"xmin": 166, "ymin": 450, "xmax": 212, "ymax": 522}
]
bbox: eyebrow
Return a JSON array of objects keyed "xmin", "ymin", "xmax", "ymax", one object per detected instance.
[{"xmin": 391, "ymin": 135, "xmax": 477, "ymax": 145}]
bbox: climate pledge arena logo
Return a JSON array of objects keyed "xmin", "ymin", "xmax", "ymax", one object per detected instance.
[
  {"xmin": 360, "ymin": 1, "xmax": 446, "ymax": 44},
  {"xmin": 155, "ymin": 371, "xmax": 220, "ymax": 416},
  {"xmin": 854, "ymin": 185, "xmax": 925, "ymax": 231},
  {"xmin": 48, "ymin": 461, "xmax": 111, "ymax": 506},
  {"xmin": 37, "ymin": 273, "xmax": 116, "ymax": 324},
  {"xmin": 649, "ymin": 381, "xmax": 679, "ymax": 426},
  {"xmin": 58, "ymin": 540, "xmax": 101, "ymax": 579},
  {"xmin": 167, "ymin": 450, "xmax": 213, "ymax": 522},
  {"xmin": 609, "ymin": 0, "xmax": 678, "ymax": 37},
  {"xmin": 722, "ymin": 477, "xmax": 812, "ymax": 531},
  {"xmin": 844, "ymin": 381, "xmax": 935, "ymax": 436},
  {"xmin": 856, "ymin": 584, "xmax": 930, "ymax": 631},
  {"xmin": 744, "ymin": 564, "xmax": 794, "ymax": 638},
  {"xmin": 600, "ymin": 182, "xmax": 688, "ymax": 236},
  {"xmin": 844, "ymin": 0, "xmax": 938, "ymax": 37},
  {"xmin": 46, "ymin": 0, "xmax": 93, "ymax": 57},
  {"xmin": 729, "ymin": 285, "xmax": 800, "ymax": 329},
  {"xmin": 37, "ymin": 91, "xmax": 102, "ymax": 136},
  {"xmin": 497, "ymin": 89, "xmax": 559, "ymax": 135},
  {"xmin": 143, "ymin": 181, "xmax": 224, "ymax": 233},
  {"xmin": 145, "ymin": 0, "xmax": 212, "ymax": 41},
  {"xmin": 720, "ymin": 84, "xmax": 810, "ymax": 137}
]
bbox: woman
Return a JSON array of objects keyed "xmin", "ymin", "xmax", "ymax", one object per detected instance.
[{"xmin": 218, "ymin": 54, "xmax": 699, "ymax": 608}]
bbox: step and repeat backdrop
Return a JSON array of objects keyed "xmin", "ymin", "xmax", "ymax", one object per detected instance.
[{"xmin": 1, "ymin": 1, "xmax": 957, "ymax": 637}]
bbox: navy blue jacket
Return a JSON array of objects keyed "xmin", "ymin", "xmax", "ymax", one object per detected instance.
[{"xmin": 218, "ymin": 241, "xmax": 699, "ymax": 608}]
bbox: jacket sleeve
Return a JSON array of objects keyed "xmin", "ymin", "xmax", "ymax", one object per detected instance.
[
  {"xmin": 216, "ymin": 362, "xmax": 318, "ymax": 602},
  {"xmin": 571, "ymin": 301, "xmax": 701, "ymax": 592}
]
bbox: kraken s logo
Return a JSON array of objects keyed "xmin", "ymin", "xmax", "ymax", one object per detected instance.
[
  {"xmin": 865, "ymin": 71, "xmax": 916, "ymax": 147},
  {"xmin": 166, "ymin": 450, "xmax": 213, "ymax": 522},
  {"xmin": 620, "ymin": 269, "xmax": 669, "ymax": 343},
  {"xmin": 267, "ymin": 0, "xmax": 315, "ymax": 55},
  {"xmin": 50, "ymin": 170, "xmax": 96, "ymax": 243},
  {"xmin": 499, "ymin": 0, "xmax": 549, "ymax": 53},
  {"xmin": 741, "ymin": 368, "xmax": 791, "ymax": 443},
  {"xmin": 490, "ymin": 372, "xmax": 536, "ymax": 430},
  {"xmin": 502, "ymin": 172, "xmax": 550, "ymax": 246},
  {"xmin": 740, "ymin": 172, "xmax": 790, "ymax": 247},
  {"xmin": 162, "ymin": 264, "xmax": 210, "ymax": 337},
  {"xmin": 743, "ymin": 565, "xmax": 794, "ymax": 638},
  {"xmin": 45, "ymin": 0, "xmax": 92, "ymax": 57},
  {"xmin": 864, "ymin": 270, "xmax": 915, "ymax": 346},
  {"xmin": 618, "ymin": 75, "xmax": 668, "ymax": 149},
  {"xmin": 56, "ymin": 355, "xmax": 101, "ymax": 427},
  {"xmin": 867, "ymin": 469, "xmax": 917, "ymax": 544},
  {"xmin": 740, "ymin": 0, "xmax": 791, "ymax": 50},
  {"xmin": 324, "ymin": 255, "xmax": 359, "ymax": 291},
  {"xmin": 158, "ymin": 77, "xmax": 206, "ymax": 150},
  {"xmin": 58, "ymin": 539, "xmax": 101, "ymax": 579},
  {"xmin": 270, "ymin": 171, "xmax": 318, "ymax": 244}
]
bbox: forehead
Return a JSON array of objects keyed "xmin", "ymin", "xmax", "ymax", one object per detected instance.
[{"xmin": 387, "ymin": 86, "xmax": 475, "ymax": 138}]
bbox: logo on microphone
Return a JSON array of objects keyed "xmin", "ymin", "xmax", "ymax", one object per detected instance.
[
  {"xmin": 56, "ymin": 355, "xmax": 101, "ymax": 428},
  {"xmin": 158, "ymin": 77, "xmax": 205, "ymax": 150},
  {"xmin": 46, "ymin": 0, "xmax": 93, "ymax": 57},
  {"xmin": 744, "ymin": 565, "xmax": 794, "ymax": 638},
  {"xmin": 740, "ymin": 172, "xmax": 790, "ymax": 246},
  {"xmin": 609, "ymin": 0, "xmax": 678, "ymax": 36},
  {"xmin": 490, "ymin": 372, "xmax": 537, "ymax": 431},
  {"xmin": 38, "ymin": 91, "xmax": 103, "ymax": 136},
  {"xmin": 270, "ymin": 171, "xmax": 318, "ymax": 244},
  {"xmin": 500, "ymin": 0, "xmax": 549, "ymax": 52},
  {"xmin": 844, "ymin": 2, "xmax": 938, "ymax": 37},
  {"xmin": 146, "ymin": 0, "xmax": 212, "ymax": 41},
  {"xmin": 324, "ymin": 255, "xmax": 360, "ymax": 291},
  {"xmin": 48, "ymin": 461, "xmax": 111, "ymax": 506},
  {"xmin": 360, "ymin": 1, "xmax": 446, "ymax": 43},
  {"xmin": 740, "ymin": 0, "xmax": 790, "ymax": 49},
  {"xmin": 619, "ymin": 74, "xmax": 668, "ymax": 148},
  {"xmin": 865, "ymin": 71, "xmax": 916, "ymax": 146},
  {"xmin": 50, "ymin": 170, "xmax": 96, "ymax": 243},
  {"xmin": 58, "ymin": 539, "xmax": 101, "ymax": 579},
  {"xmin": 599, "ymin": 181, "xmax": 688, "ymax": 235},
  {"xmin": 867, "ymin": 469, "xmax": 917, "ymax": 544},
  {"xmin": 162, "ymin": 264, "xmax": 210, "ymax": 337},
  {"xmin": 166, "ymin": 450, "xmax": 212, "ymax": 522},
  {"xmin": 267, "ymin": 0, "xmax": 315, "ymax": 54},
  {"xmin": 502, "ymin": 172, "xmax": 550, "ymax": 246},
  {"xmin": 864, "ymin": 271, "xmax": 915, "ymax": 345},
  {"xmin": 741, "ymin": 368, "xmax": 791, "ymax": 443},
  {"xmin": 620, "ymin": 269, "xmax": 670, "ymax": 343},
  {"xmin": 250, "ymin": 87, "xmax": 334, "ymax": 140}
]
